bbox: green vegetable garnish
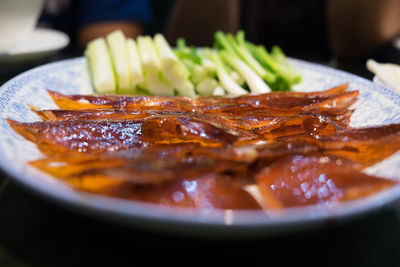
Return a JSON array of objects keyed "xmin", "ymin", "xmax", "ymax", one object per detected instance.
[{"xmin": 84, "ymin": 30, "xmax": 301, "ymax": 97}]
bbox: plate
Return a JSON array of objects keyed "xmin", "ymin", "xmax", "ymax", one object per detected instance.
[
  {"xmin": 373, "ymin": 75, "xmax": 400, "ymax": 94},
  {"xmin": 1, "ymin": 57, "xmax": 400, "ymax": 238},
  {"xmin": 0, "ymin": 28, "xmax": 69, "ymax": 65}
]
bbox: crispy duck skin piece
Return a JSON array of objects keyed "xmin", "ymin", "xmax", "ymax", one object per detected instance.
[
  {"xmin": 254, "ymin": 108, "xmax": 354, "ymax": 139},
  {"xmin": 48, "ymin": 83, "xmax": 347, "ymax": 110},
  {"xmin": 33, "ymin": 108, "xmax": 352, "ymax": 136},
  {"xmin": 127, "ymin": 174, "xmax": 261, "ymax": 210},
  {"xmin": 47, "ymin": 90, "xmax": 193, "ymax": 111},
  {"xmin": 34, "ymin": 106, "xmax": 352, "ymax": 123},
  {"xmin": 30, "ymin": 154, "xmax": 260, "ymax": 210},
  {"xmin": 319, "ymin": 124, "xmax": 400, "ymax": 167},
  {"xmin": 34, "ymin": 108, "xmax": 153, "ymax": 121},
  {"xmin": 268, "ymin": 123, "xmax": 400, "ymax": 167},
  {"xmin": 47, "ymin": 84, "xmax": 357, "ymax": 113},
  {"xmin": 30, "ymin": 153, "xmax": 250, "ymax": 186},
  {"xmin": 96, "ymin": 143, "xmax": 261, "ymax": 164},
  {"xmin": 10, "ymin": 105, "xmax": 354, "ymax": 158},
  {"xmin": 299, "ymin": 108, "xmax": 354, "ymax": 130},
  {"xmin": 6, "ymin": 112, "xmax": 344, "ymax": 157},
  {"xmin": 197, "ymin": 82, "xmax": 349, "ymax": 105},
  {"xmin": 199, "ymin": 90, "xmax": 358, "ymax": 112},
  {"xmin": 249, "ymin": 123, "xmax": 400, "ymax": 168},
  {"xmin": 6, "ymin": 117, "xmax": 255, "ymax": 155},
  {"xmin": 33, "ymin": 108, "xmax": 288, "ymax": 129},
  {"xmin": 52, "ymin": 172, "xmax": 261, "ymax": 210},
  {"xmin": 203, "ymin": 100, "xmax": 357, "ymax": 120},
  {"xmin": 7, "ymin": 114, "xmax": 400, "ymax": 167},
  {"xmin": 47, "ymin": 90, "xmax": 358, "ymax": 114},
  {"xmin": 256, "ymin": 154, "xmax": 397, "ymax": 209},
  {"xmin": 198, "ymin": 90, "xmax": 358, "ymax": 116}
]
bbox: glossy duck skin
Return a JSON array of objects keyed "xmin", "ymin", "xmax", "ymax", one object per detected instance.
[
  {"xmin": 297, "ymin": 123, "xmax": 400, "ymax": 167},
  {"xmin": 255, "ymin": 123, "xmax": 400, "ymax": 168},
  {"xmin": 48, "ymin": 84, "xmax": 348, "ymax": 110},
  {"xmin": 7, "ymin": 116, "xmax": 400, "ymax": 167},
  {"xmin": 33, "ymin": 108, "xmax": 353, "ymax": 136},
  {"xmin": 30, "ymin": 154, "xmax": 260, "ymax": 210},
  {"xmin": 47, "ymin": 83, "xmax": 358, "ymax": 113},
  {"xmin": 6, "ymin": 83, "xmax": 400, "ymax": 211},
  {"xmin": 28, "ymin": 145, "xmax": 399, "ymax": 209},
  {"xmin": 6, "ymin": 117, "xmax": 256, "ymax": 155},
  {"xmin": 256, "ymin": 154, "xmax": 396, "ymax": 209},
  {"xmin": 196, "ymin": 82, "xmax": 349, "ymax": 105},
  {"xmin": 30, "ymin": 153, "xmax": 250, "ymax": 186},
  {"xmin": 127, "ymin": 174, "xmax": 261, "ymax": 210},
  {"xmin": 27, "ymin": 129, "xmax": 400, "ymax": 209},
  {"xmin": 44, "ymin": 84, "xmax": 358, "ymax": 139}
]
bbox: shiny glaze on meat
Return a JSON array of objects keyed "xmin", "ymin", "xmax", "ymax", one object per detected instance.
[
  {"xmin": 7, "ymin": 117, "xmax": 254, "ymax": 154},
  {"xmin": 47, "ymin": 83, "xmax": 357, "ymax": 113},
  {"xmin": 30, "ymin": 154, "xmax": 259, "ymax": 210},
  {"xmin": 256, "ymin": 154, "xmax": 396, "ymax": 209},
  {"xmin": 33, "ymin": 108, "xmax": 352, "ymax": 137},
  {"xmin": 6, "ymin": 84, "xmax": 400, "ymax": 211}
]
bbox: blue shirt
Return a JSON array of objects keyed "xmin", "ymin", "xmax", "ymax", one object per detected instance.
[
  {"xmin": 40, "ymin": 0, "xmax": 152, "ymax": 47},
  {"xmin": 77, "ymin": 0, "xmax": 152, "ymax": 26}
]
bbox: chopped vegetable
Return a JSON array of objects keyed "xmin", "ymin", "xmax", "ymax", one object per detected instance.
[
  {"xmin": 126, "ymin": 38, "xmax": 144, "ymax": 89},
  {"xmin": 191, "ymin": 65, "xmax": 208, "ymax": 84},
  {"xmin": 85, "ymin": 37, "xmax": 116, "ymax": 93},
  {"xmin": 106, "ymin": 30, "xmax": 132, "ymax": 93},
  {"xmin": 85, "ymin": 30, "xmax": 301, "ymax": 97},
  {"xmin": 247, "ymin": 43, "xmax": 301, "ymax": 90},
  {"xmin": 271, "ymin": 45, "xmax": 302, "ymax": 84},
  {"xmin": 212, "ymin": 86, "xmax": 226, "ymax": 96},
  {"xmin": 142, "ymin": 72, "xmax": 174, "ymax": 96},
  {"xmin": 196, "ymin": 77, "xmax": 219, "ymax": 95},
  {"xmin": 220, "ymin": 51, "xmax": 271, "ymax": 94},
  {"xmin": 154, "ymin": 33, "xmax": 196, "ymax": 98},
  {"xmin": 227, "ymin": 32, "xmax": 275, "ymax": 84},
  {"xmin": 137, "ymin": 36, "xmax": 161, "ymax": 73},
  {"xmin": 211, "ymin": 52, "xmax": 248, "ymax": 96}
]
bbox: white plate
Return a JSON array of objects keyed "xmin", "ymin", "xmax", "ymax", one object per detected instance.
[
  {"xmin": 1, "ymin": 57, "xmax": 400, "ymax": 238},
  {"xmin": 0, "ymin": 28, "xmax": 69, "ymax": 65}
]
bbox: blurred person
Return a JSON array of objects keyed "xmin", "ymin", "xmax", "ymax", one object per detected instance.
[
  {"xmin": 244, "ymin": 0, "xmax": 400, "ymax": 61},
  {"xmin": 327, "ymin": 0, "xmax": 400, "ymax": 60},
  {"xmin": 166, "ymin": 0, "xmax": 240, "ymax": 46},
  {"xmin": 166, "ymin": 0, "xmax": 400, "ymax": 62},
  {"xmin": 39, "ymin": 0, "xmax": 152, "ymax": 50}
]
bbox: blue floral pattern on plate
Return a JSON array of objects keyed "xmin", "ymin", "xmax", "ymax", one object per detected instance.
[{"xmin": 0, "ymin": 57, "xmax": 399, "ymax": 237}]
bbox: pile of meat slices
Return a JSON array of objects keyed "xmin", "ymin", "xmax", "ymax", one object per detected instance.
[{"xmin": 7, "ymin": 83, "xmax": 400, "ymax": 211}]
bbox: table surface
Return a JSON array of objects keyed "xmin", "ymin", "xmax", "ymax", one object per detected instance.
[{"xmin": 1, "ymin": 45, "xmax": 400, "ymax": 267}]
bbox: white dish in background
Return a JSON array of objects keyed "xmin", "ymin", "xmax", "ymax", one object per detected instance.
[
  {"xmin": 394, "ymin": 37, "xmax": 400, "ymax": 50},
  {"xmin": 0, "ymin": 0, "xmax": 44, "ymax": 51},
  {"xmin": 0, "ymin": 28, "xmax": 69, "ymax": 65},
  {"xmin": 1, "ymin": 57, "xmax": 400, "ymax": 238}
]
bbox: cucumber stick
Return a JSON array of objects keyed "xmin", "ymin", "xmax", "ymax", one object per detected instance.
[
  {"xmin": 137, "ymin": 36, "xmax": 161, "ymax": 72},
  {"xmin": 154, "ymin": 33, "xmax": 196, "ymax": 98},
  {"xmin": 126, "ymin": 38, "xmax": 144, "ymax": 88},
  {"xmin": 106, "ymin": 30, "xmax": 132, "ymax": 93},
  {"xmin": 196, "ymin": 77, "xmax": 218, "ymax": 95},
  {"xmin": 136, "ymin": 35, "xmax": 174, "ymax": 96},
  {"xmin": 84, "ymin": 38, "xmax": 116, "ymax": 93},
  {"xmin": 143, "ymin": 72, "xmax": 174, "ymax": 96}
]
